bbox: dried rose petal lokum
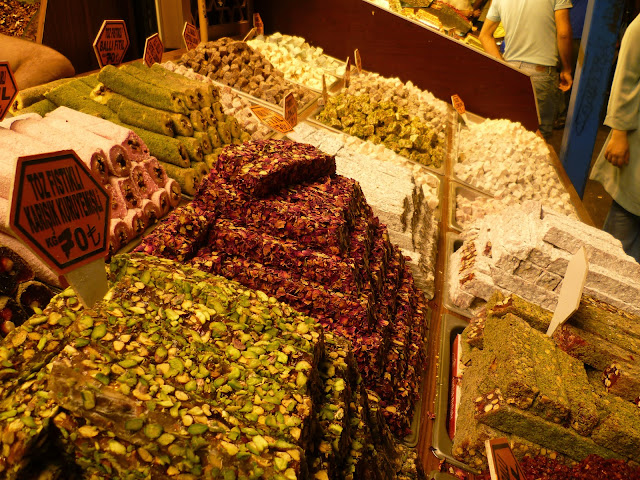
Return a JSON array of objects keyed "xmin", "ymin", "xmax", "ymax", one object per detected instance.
[{"xmin": 216, "ymin": 139, "xmax": 336, "ymax": 197}]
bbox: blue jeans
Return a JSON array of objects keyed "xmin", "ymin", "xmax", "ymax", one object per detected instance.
[
  {"xmin": 508, "ymin": 61, "xmax": 559, "ymax": 140},
  {"xmin": 603, "ymin": 200, "xmax": 640, "ymax": 263}
]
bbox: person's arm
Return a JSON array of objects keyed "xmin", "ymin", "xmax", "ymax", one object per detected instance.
[
  {"xmin": 0, "ymin": 33, "xmax": 74, "ymax": 89},
  {"xmin": 479, "ymin": 19, "xmax": 502, "ymax": 59},
  {"xmin": 555, "ymin": 8, "xmax": 573, "ymax": 92}
]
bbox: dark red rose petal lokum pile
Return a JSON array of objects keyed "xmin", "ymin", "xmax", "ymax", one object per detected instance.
[
  {"xmin": 520, "ymin": 454, "xmax": 640, "ymax": 480},
  {"xmin": 137, "ymin": 139, "xmax": 429, "ymax": 436}
]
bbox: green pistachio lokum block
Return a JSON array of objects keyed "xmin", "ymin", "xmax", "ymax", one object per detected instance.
[
  {"xmin": 10, "ymin": 77, "xmax": 73, "ymax": 113},
  {"xmin": 77, "ymin": 73, "xmax": 100, "ymax": 89},
  {"xmin": 217, "ymin": 120, "xmax": 232, "ymax": 145},
  {"xmin": 530, "ymin": 331, "xmax": 570, "ymax": 424},
  {"xmin": 576, "ymin": 295, "xmax": 640, "ymax": 340},
  {"xmin": 98, "ymin": 64, "xmax": 190, "ymax": 114},
  {"xmin": 603, "ymin": 362, "xmax": 640, "ymax": 405},
  {"xmin": 18, "ymin": 99, "xmax": 56, "ymax": 116},
  {"xmin": 474, "ymin": 391, "xmax": 623, "ymax": 462},
  {"xmin": 193, "ymin": 131, "xmax": 213, "ymax": 154},
  {"xmin": 120, "ymin": 63, "xmax": 200, "ymax": 110},
  {"xmin": 158, "ymin": 161, "xmax": 198, "ymax": 196},
  {"xmin": 557, "ymin": 352, "xmax": 599, "ymax": 436},
  {"xmin": 487, "ymin": 293, "xmax": 553, "ymax": 333},
  {"xmin": 44, "ymin": 82, "xmax": 115, "ymax": 119},
  {"xmin": 226, "ymin": 115, "xmax": 243, "ymax": 139},
  {"xmin": 212, "ymin": 101, "xmax": 225, "ymax": 121},
  {"xmin": 190, "ymin": 109, "xmax": 207, "ymax": 132},
  {"xmin": 192, "ymin": 161, "xmax": 209, "ymax": 184},
  {"xmin": 201, "ymin": 106, "xmax": 216, "ymax": 128},
  {"xmin": 208, "ymin": 126, "xmax": 222, "ymax": 148},
  {"xmin": 112, "ymin": 120, "xmax": 190, "ymax": 168},
  {"xmin": 204, "ymin": 152, "xmax": 219, "ymax": 171},
  {"xmin": 483, "ymin": 314, "xmax": 538, "ymax": 409}
]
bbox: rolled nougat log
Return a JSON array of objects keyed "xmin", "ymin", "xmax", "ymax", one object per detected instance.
[
  {"xmin": 120, "ymin": 63, "xmax": 200, "ymax": 110},
  {"xmin": 208, "ymin": 126, "xmax": 222, "ymax": 148},
  {"xmin": 217, "ymin": 119, "xmax": 232, "ymax": 144},
  {"xmin": 46, "ymin": 106, "xmax": 149, "ymax": 164},
  {"xmin": 158, "ymin": 161, "xmax": 197, "ymax": 196},
  {"xmin": 109, "ymin": 176, "xmax": 140, "ymax": 209},
  {"xmin": 152, "ymin": 63, "xmax": 218, "ymax": 101},
  {"xmin": 212, "ymin": 101, "xmax": 225, "ymax": 121},
  {"xmin": 9, "ymin": 77, "xmax": 73, "ymax": 113},
  {"xmin": 129, "ymin": 163, "xmax": 155, "ymax": 199},
  {"xmin": 204, "ymin": 152, "xmax": 219, "ymax": 170},
  {"xmin": 226, "ymin": 115, "xmax": 243, "ymax": 139},
  {"xmin": 42, "ymin": 116, "xmax": 131, "ymax": 177},
  {"xmin": 110, "ymin": 217, "xmax": 131, "ymax": 256},
  {"xmin": 105, "ymin": 91, "xmax": 176, "ymax": 137},
  {"xmin": 77, "ymin": 73, "xmax": 100, "ymax": 89},
  {"xmin": 141, "ymin": 198, "xmax": 163, "ymax": 225},
  {"xmin": 17, "ymin": 99, "xmax": 56, "ymax": 116},
  {"xmin": 140, "ymin": 156, "xmax": 168, "ymax": 188},
  {"xmin": 112, "ymin": 120, "xmax": 190, "ymax": 168},
  {"xmin": 0, "ymin": 245, "xmax": 34, "ymax": 295},
  {"xmin": 193, "ymin": 131, "xmax": 213, "ymax": 154},
  {"xmin": 104, "ymin": 184, "xmax": 127, "ymax": 219},
  {"xmin": 97, "ymin": 64, "xmax": 190, "ymax": 114},
  {"xmin": 44, "ymin": 82, "xmax": 116, "ymax": 119},
  {"xmin": 201, "ymin": 106, "xmax": 216, "ymax": 128},
  {"xmin": 163, "ymin": 178, "xmax": 181, "ymax": 207},
  {"xmin": 0, "ymin": 296, "xmax": 27, "ymax": 336},
  {"xmin": 150, "ymin": 188, "xmax": 171, "ymax": 217},
  {"xmin": 123, "ymin": 208, "xmax": 146, "ymax": 237},
  {"xmin": 176, "ymin": 135, "xmax": 204, "ymax": 162},
  {"xmin": 0, "ymin": 232, "xmax": 63, "ymax": 287},
  {"xmin": 14, "ymin": 280, "xmax": 53, "ymax": 316},
  {"xmin": 9, "ymin": 118, "xmax": 111, "ymax": 184},
  {"xmin": 190, "ymin": 109, "xmax": 207, "ymax": 132},
  {"xmin": 192, "ymin": 161, "xmax": 209, "ymax": 184}
]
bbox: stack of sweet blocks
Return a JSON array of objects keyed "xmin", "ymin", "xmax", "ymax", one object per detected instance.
[
  {"xmin": 453, "ymin": 291, "xmax": 640, "ymax": 471},
  {"xmin": 136, "ymin": 139, "xmax": 429, "ymax": 438},
  {"xmin": 448, "ymin": 201, "xmax": 640, "ymax": 315}
]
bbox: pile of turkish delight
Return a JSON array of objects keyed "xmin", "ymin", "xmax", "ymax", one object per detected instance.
[
  {"xmin": 448, "ymin": 201, "xmax": 640, "ymax": 315},
  {"xmin": 0, "ymin": 253, "xmax": 426, "ymax": 479},
  {"xmin": 317, "ymin": 93, "xmax": 445, "ymax": 169},
  {"xmin": 248, "ymin": 32, "xmax": 346, "ymax": 77},
  {"xmin": 0, "ymin": 110, "xmax": 180, "ymax": 257},
  {"xmin": 288, "ymin": 122, "xmax": 439, "ymax": 298},
  {"xmin": 454, "ymin": 118, "xmax": 577, "ymax": 218},
  {"xmin": 453, "ymin": 291, "xmax": 640, "ymax": 471},
  {"xmin": 177, "ymin": 37, "xmax": 317, "ymax": 109},
  {"xmin": 162, "ymin": 61, "xmax": 273, "ymax": 141},
  {"xmin": 136, "ymin": 139, "xmax": 430, "ymax": 437},
  {"xmin": 247, "ymin": 35, "xmax": 339, "ymax": 91}
]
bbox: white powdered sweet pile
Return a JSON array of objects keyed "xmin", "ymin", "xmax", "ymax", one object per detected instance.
[
  {"xmin": 448, "ymin": 201, "xmax": 640, "ymax": 315},
  {"xmin": 454, "ymin": 119, "xmax": 577, "ymax": 218},
  {"xmin": 290, "ymin": 122, "xmax": 440, "ymax": 298}
]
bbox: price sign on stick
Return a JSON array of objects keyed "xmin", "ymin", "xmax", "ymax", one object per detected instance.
[
  {"xmin": 182, "ymin": 22, "xmax": 200, "ymax": 50},
  {"xmin": 284, "ymin": 93, "xmax": 297, "ymax": 129},
  {"xmin": 485, "ymin": 438, "xmax": 527, "ymax": 480},
  {"xmin": 546, "ymin": 246, "xmax": 589, "ymax": 336},
  {"xmin": 143, "ymin": 33, "xmax": 164, "ymax": 67},
  {"xmin": 93, "ymin": 20, "xmax": 130, "ymax": 68},
  {"xmin": 253, "ymin": 13, "xmax": 264, "ymax": 35},
  {"xmin": 9, "ymin": 150, "xmax": 111, "ymax": 307},
  {"xmin": 354, "ymin": 48, "xmax": 363, "ymax": 74},
  {"xmin": 451, "ymin": 94, "xmax": 469, "ymax": 125},
  {"xmin": 344, "ymin": 56, "xmax": 352, "ymax": 88},
  {"xmin": 250, "ymin": 105, "xmax": 293, "ymax": 134},
  {"xmin": 322, "ymin": 74, "xmax": 329, "ymax": 105},
  {"xmin": 0, "ymin": 62, "xmax": 17, "ymax": 121}
]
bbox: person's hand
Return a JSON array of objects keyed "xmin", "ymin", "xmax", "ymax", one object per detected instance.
[
  {"xmin": 604, "ymin": 129, "xmax": 630, "ymax": 167},
  {"xmin": 559, "ymin": 69, "xmax": 573, "ymax": 92},
  {"xmin": 473, "ymin": 9, "xmax": 482, "ymax": 17}
]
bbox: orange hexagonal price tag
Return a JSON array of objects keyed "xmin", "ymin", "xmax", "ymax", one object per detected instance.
[
  {"xmin": 93, "ymin": 20, "xmax": 130, "ymax": 68},
  {"xmin": 0, "ymin": 62, "xmax": 18, "ymax": 121},
  {"xmin": 144, "ymin": 33, "xmax": 165, "ymax": 68}
]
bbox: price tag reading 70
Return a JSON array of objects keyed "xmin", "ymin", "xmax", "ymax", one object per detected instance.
[{"xmin": 9, "ymin": 150, "xmax": 110, "ymax": 275}]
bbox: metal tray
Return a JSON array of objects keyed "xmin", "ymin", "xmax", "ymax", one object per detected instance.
[
  {"xmin": 307, "ymin": 105, "xmax": 446, "ymax": 176},
  {"xmin": 442, "ymin": 232, "xmax": 479, "ymax": 318},
  {"xmin": 448, "ymin": 182, "xmax": 493, "ymax": 232},
  {"xmin": 432, "ymin": 314, "xmax": 480, "ymax": 474}
]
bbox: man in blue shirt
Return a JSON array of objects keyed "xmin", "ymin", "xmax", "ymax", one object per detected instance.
[{"xmin": 479, "ymin": 0, "xmax": 573, "ymax": 140}]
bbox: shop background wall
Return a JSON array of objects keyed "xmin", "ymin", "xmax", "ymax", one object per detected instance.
[
  {"xmin": 254, "ymin": 0, "xmax": 539, "ymax": 131},
  {"xmin": 42, "ymin": 0, "xmax": 158, "ymax": 75}
]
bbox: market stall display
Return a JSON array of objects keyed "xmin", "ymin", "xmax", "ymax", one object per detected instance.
[
  {"xmin": 136, "ymin": 139, "xmax": 429, "ymax": 438},
  {"xmin": 316, "ymin": 93, "xmax": 445, "ymax": 170},
  {"xmin": 176, "ymin": 37, "xmax": 318, "ymax": 111},
  {"xmin": 163, "ymin": 61, "xmax": 274, "ymax": 140},
  {"xmin": 287, "ymin": 121, "xmax": 440, "ymax": 298},
  {"xmin": 451, "ymin": 290, "xmax": 640, "ymax": 471},
  {"xmin": 447, "ymin": 202, "xmax": 640, "ymax": 314},
  {"xmin": 0, "ymin": 252, "xmax": 426, "ymax": 479}
]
